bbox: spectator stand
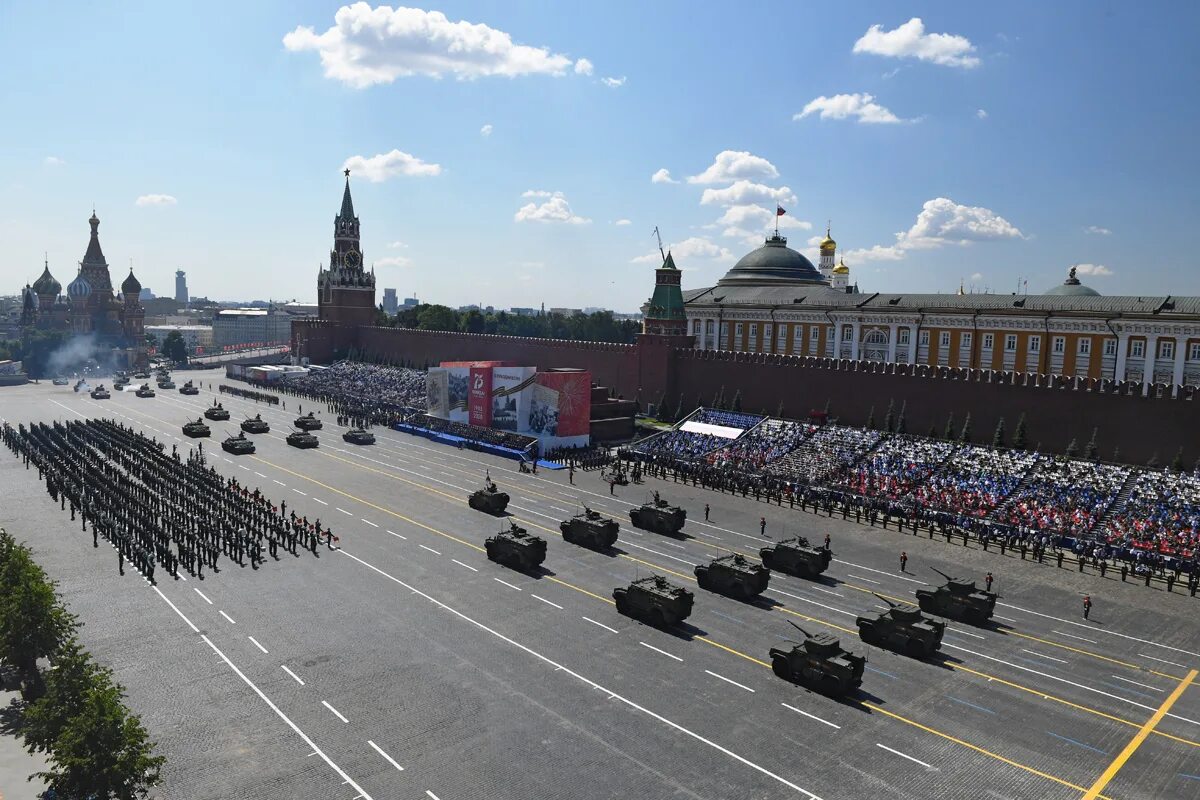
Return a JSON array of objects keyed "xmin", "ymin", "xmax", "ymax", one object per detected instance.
[
  {"xmin": 908, "ymin": 446, "xmax": 1044, "ymax": 519},
  {"xmin": 832, "ymin": 435, "xmax": 960, "ymax": 504},
  {"xmin": 624, "ymin": 408, "xmax": 765, "ymax": 467},
  {"xmin": 396, "ymin": 414, "xmax": 554, "ymax": 467},
  {"xmin": 991, "ymin": 457, "xmax": 1130, "ymax": 538},
  {"xmin": 1104, "ymin": 468, "xmax": 1200, "ymax": 560}
]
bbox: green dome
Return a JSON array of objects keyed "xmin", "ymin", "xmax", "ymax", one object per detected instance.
[
  {"xmin": 718, "ymin": 234, "xmax": 824, "ymax": 287},
  {"xmin": 32, "ymin": 264, "xmax": 61, "ymax": 296},
  {"xmin": 1045, "ymin": 267, "xmax": 1100, "ymax": 297}
]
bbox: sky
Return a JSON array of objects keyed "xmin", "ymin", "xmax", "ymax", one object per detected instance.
[{"xmin": 1, "ymin": 1, "xmax": 1198, "ymax": 311}]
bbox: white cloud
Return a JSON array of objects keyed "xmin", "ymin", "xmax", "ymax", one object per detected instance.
[
  {"xmin": 716, "ymin": 204, "xmax": 810, "ymax": 244},
  {"xmin": 651, "ymin": 168, "xmax": 678, "ymax": 184},
  {"xmin": 1074, "ymin": 263, "xmax": 1113, "ymax": 276},
  {"xmin": 135, "ymin": 194, "xmax": 177, "ymax": 207},
  {"xmin": 699, "ymin": 180, "xmax": 797, "ymax": 207},
  {"xmin": 343, "ymin": 149, "xmax": 441, "ymax": 181},
  {"xmin": 853, "ymin": 18, "xmax": 980, "ymax": 68},
  {"xmin": 976, "ymin": 108, "xmax": 988, "ymax": 119},
  {"xmin": 970, "ymin": 272, "xmax": 984, "ymax": 281},
  {"xmin": 283, "ymin": 3, "xmax": 578, "ymax": 87},
  {"xmin": 574, "ymin": 58, "xmax": 594, "ymax": 76},
  {"xmin": 845, "ymin": 197, "xmax": 1023, "ymax": 262},
  {"xmin": 387, "ymin": 240, "xmax": 408, "ymax": 248},
  {"xmin": 632, "ymin": 236, "xmax": 731, "ymax": 264},
  {"xmin": 795, "ymin": 93, "xmax": 906, "ymax": 124},
  {"xmin": 44, "ymin": 156, "xmax": 66, "ymax": 167},
  {"xmin": 687, "ymin": 150, "xmax": 779, "ymax": 184},
  {"xmin": 480, "ymin": 123, "xmax": 493, "ymax": 137},
  {"xmin": 614, "ymin": 219, "xmax": 632, "ymax": 226},
  {"xmin": 1085, "ymin": 225, "xmax": 1112, "ymax": 235},
  {"xmin": 375, "ymin": 256, "xmax": 412, "ymax": 268},
  {"xmin": 600, "ymin": 76, "xmax": 625, "ymax": 87},
  {"xmin": 514, "ymin": 191, "xmax": 590, "ymax": 224}
]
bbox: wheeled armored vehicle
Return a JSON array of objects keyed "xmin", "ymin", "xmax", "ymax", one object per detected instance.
[
  {"xmin": 769, "ymin": 621, "xmax": 866, "ymax": 696},
  {"xmin": 135, "ymin": 384, "xmax": 156, "ymax": 398},
  {"xmin": 293, "ymin": 412, "xmax": 323, "ymax": 431},
  {"xmin": 915, "ymin": 568, "xmax": 996, "ymax": 625},
  {"xmin": 759, "ymin": 537, "xmax": 832, "ymax": 579},
  {"xmin": 286, "ymin": 430, "xmax": 319, "ymax": 449},
  {"xmin": 241, "ymin": 415, "xmax": 270, "ymax": 434},
  {"xmin": 695, "ymin": 554, "xmax": 770, "ymax": 599},
  {"xmin": 89, "ymin": 385, "xmax": 111, "ymax": 400},
  {"xmin": 613, "ymin": 575, "xmax": 694, "ymax": 627},
  {"xmin": 560, "ymin": 507, "xmax": 619, "ymax": 550},
  {"xmin": 179, "ymin": 380, "xmax": 199, "ymax": 395},
  {"xmin": 342, "ymin": 428, "xmax": 376, "ymax": 445},
  {"xmin": 468, "ymin": 479, "xmax": 510, "ymax": 514},
  {"xmin": 182, "ymin": 419, "xmax": 211, "ymax": 438},
  {"xmin": 856, "ymin": 595, "xmax": 946, "ymax": 658},
  {"xmin": 52, "ymin": 376, "xmax": 69, "ymax": 386},
  {"xmin": 204, "ymin": 403, "xmax": 230, "ymax": 421},
  {"xmin": 628, "ymin": 496, "xmax": 686, "ymax": 535},
  {"xmin": 485, "ymin": 521, "xmax": 547, "ymax": 572},
  {"xmin": 222, "ymin": 433, "xmax": 256, "ymax": 455}
]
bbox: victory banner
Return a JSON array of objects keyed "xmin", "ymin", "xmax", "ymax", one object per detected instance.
[
  {"xmin": 425, "ymin": 368, "xmax": 449, "ymax": 418},
  {"xmin": 468, "ymin": 366, "xmax": 493, "ymax": 427}
]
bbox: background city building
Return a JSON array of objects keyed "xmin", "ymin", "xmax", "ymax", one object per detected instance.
[
  {"xmin": 382, "ymin": 288, "xmax": 398, "ymax": 315},
  {"xmin": 144, "ymin": 324, "xmax": 213, "ymax": 353},
  {"xmin": 174, "ymin": 270, "xmax": 188, "ymax": 305},
  {"xmin": 212, "ymin": 308, "xmax": 291, "ymax": 349}
]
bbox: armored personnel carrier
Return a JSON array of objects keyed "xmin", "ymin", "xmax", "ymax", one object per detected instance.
[
  {"xmin": 179, "ymin": 380, "xmax": 199, "ymax": 395},
  {"xmin": 293, "ymin": 412, "xmax": 323, "ymax": 431},
  {"xmin": 468, "ymin": 478, "xmax": 510, "ymax": 514},
  {"xmin": 222, "ymin": 432, "xmax": 256, "ymax": 455},
  {"xmin": 135, "ymin": 384, "xmax": 156, "ymax": 398},
  {"xmin": 758, "ymin": 537, "xmax": 832, "ymax": 579},
  {"xmin": 342, "ymin": 428, "xmax": 376, "ymax": 445},
  {"xmin": 694, "ymin": 554, "xmax": 770, "ymax": 599},
  {"xmin": 157, "ymin": 377, "xmax": 176, "ymax": 389},
  {"xmin": 89, "ymin": 385, "xmax": 111, "ymax": 400},
  {"xmin": 133, "ymin": 370, "xmax": 151, "ymax": 380},
  {"xmin": 52, "ymin": 376, "xmax": 69, "ymax": 386},
  {"xmin": 915, "ymin": 568, "xmax": 996, "ymax": 625},
  {"xmin": 628, "ymin": 495, "xmax": 686, "ymax": 535},
  {"xmin": 204, "ymin": 403, "xmax": 230, "ymax": 421},
  {"xmin": 560, "ymin": 507, "xmax": 619, "ymax": 550},
  {"xmin": 856, "ymin": 595, "xmax": 946, "ymax": 658},
  {"xmin": 241, "ymin": 414, "xmax": 270, "ymax": 434},
  {"xmin": 613, "ymin": 575, "xmax": 694, "ymax": 627},
  {"xmin": 769, "ymin": 622, "xmax": 866, "ymax": 697},
  {"xmin": 73, "ymin": 379, "xmax": 86, "ymax": 393},
  {"xmin": 485, "ymin": 521, "xmax": 547, "ymax": 572},
  {"xmin": 182, "ymin": 418, "xmax": 211, "ymax": 438},
  {"xmin": 286, "ymin": 430, "xmax": 319, "ymax": 449}
]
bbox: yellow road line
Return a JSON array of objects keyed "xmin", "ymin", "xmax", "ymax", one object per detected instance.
[
  {"xmin": 1081, "ymin": 669, "xmax": 1198, "ymax": 800},
  {"xmin": 862, "ymin": 700, "xmax": 1112, "ymax": 798}
]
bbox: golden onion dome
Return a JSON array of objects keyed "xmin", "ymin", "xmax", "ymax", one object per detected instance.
[
  {"xmin": 819, "ymin": 225, "xmax": 836, "ymax": 252},
  {"xmin": 832, "ymin": 258, "xmax": 850, "ymax": 275}
]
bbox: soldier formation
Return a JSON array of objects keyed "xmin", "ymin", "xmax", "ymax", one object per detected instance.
[{"xmin": 2, "ymin": 418, "xmax": 334, "ymax": 584}]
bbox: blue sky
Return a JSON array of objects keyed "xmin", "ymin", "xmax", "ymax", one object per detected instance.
[{"xmin": 2, "ymin": 2, "xmax": 1197, "ymax": 310}]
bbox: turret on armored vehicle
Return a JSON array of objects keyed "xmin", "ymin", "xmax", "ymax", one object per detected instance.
[
  {"xmin": 485, "ymin": 521, "xmax": 547, "ymax": 572},
  {"xmin": 89, "ymin": 385, "xmax": 110, "ymax": 400},
  {"xmin": 157, "ymin": 377, "xmax": 176, "ymax": 389},
  {"xmin": 182, "ymin": 418, "xmax": 211, "ymax": 438},
  {"xmin": 694, "ymin": 554, "xmax": 770, "ymax": 599},
  {"xmin": 342, "ymin": 428, "xmax": 375, "ymax": 445},
  {"xmin": 241, "ymin": 414, "xmax": 270, "ymax": 434},
  {"xmin": 286, "ymin": 430, "xmax": 319, "ymax": 449},
  {"xmin": 294, "ymin": 412, "xmax": 323, "ymax": 431},
  {"xmin": 769, "ymin": 621, "xmax": 866, "ymax": 696},
  {"xmin": 468, "ymin": 476, "xmax": 509, "ymax": 514},
  {"xmin": 205, "ymin": 402, "xmax": 230, "ymax": 421},
  {"xmin": 135, "ymin": 384, "xmax": 156, "ymax": 398},
  {"xmin": 759, "ymin": 537, "xmax": 832, "ymax": 579},
  {"xmin": 915, "ymin": 568, "xmax": 996, "ymax": 625},
  {"xmin": 222, "ymin": 432, "xmax": 256, "ymax": 455},
  {"xmin": 560, "ymin": 506, "xmax": 619, "ymax": 550},
  {"xmin": 856, "ymin": 595, "xmax": 946, "ymax": 658},
  {"xmin": 179, "ymin": 380, "xmax": 199, "ymax": 395},
  {"xmin": 613, "ymin": 575, "xmax": 694, "ymax": 627},
  {"xmin": 628, "ymin": 494, "xmax": 686, "ymax": 535},
  {"xmin": 113, "ymin": 376, "xmax": 130, "ymax": 389}
]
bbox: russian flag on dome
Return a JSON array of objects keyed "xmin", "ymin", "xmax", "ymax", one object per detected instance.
[{"xmin": 776, "ymin": 205, "xmax": 787, "ymax": 217}]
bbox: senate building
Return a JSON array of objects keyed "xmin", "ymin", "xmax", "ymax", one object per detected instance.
[{"xmin": 673, "ymin": 230, "xmax": 1200, "ymax": 394}]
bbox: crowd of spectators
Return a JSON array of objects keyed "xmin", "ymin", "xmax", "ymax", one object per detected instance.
[
  {"xmin": 831, "ymin": 436, "xmax": 958, "ymax": 500},
  {"xmin": 1105, "ymin": 470, "xmax": 1200, "ymax": 557},
  {"xmin": 278, "ymin": 361, "xmax": 427, "ymax": 426},
  {"xmin": 761, "ymin": 425, "xmax": 882, "ymax": 485},
  {"xmin": 909, "ymin": 447, "xmax": 1043, "ymax": 518},
  {"xmin": 410, "ymin": 414, "xmax": 538, "ymax": 453},
  {"xmin": 708, "ymin": 420, "xmax": 816, "ymax": 472},
  {"xmin": 994, "ymin": 459, "xmax": 1129, "ymax": 536}
]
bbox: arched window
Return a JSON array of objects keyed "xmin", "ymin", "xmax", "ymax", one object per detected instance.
[{"xmin": 863, "ymin": 328, "xmax": 889, "ymax": 362}]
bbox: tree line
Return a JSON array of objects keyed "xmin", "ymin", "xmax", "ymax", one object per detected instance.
[
  {"xmin": 376, "ymin": 304, "xmax": 642, "ymax": 344},
  {"xmin": 1, "ymin": 527, "xmax": 163, "ymax": 798}
]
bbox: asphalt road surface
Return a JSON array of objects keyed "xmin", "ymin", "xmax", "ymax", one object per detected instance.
[{"xmin": 2, "ymin": 370, "xmax": 1198, "ymax": 800}]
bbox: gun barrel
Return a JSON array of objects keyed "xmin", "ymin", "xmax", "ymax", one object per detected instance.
[
  {"xmin": 787, "ymin": 620, "xmax": 812, "ymax": 639},
  {"xmin": 873, "ymin": 592, "xmax": 898, "ymax": 607},
  {"xmin": 931, "ymin": 567, "xmax": 952, "ymax": 581}
]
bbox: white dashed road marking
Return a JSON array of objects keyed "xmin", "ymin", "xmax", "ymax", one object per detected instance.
[
  {"xmin": 705, "ymin": 669, "xmax": 755, "ymax": 693},
  {"xmin": 218, "ymin": 610, "xmax": 236, "ymax": 625},
  {"xmin": 782, "ymin": 703, "xmax": 840, "ymax": 729},
  {"xmin": 281, "ymin": 665, "xmax": 305, "ymax": 686},
  {"xmin": 493, "ymin": 577, "xmax": 522, "ymax": 591},
  {"xmin": 419, "ymin": 544, "xmax": 441, "ymax": 555},
  {"xmin": 361, "ymin": 519, "xmax": 378, "ymax": 527},
  {"xmin": 451, "ymin": 559, "xmax": 478, "ymax": 572},
  {"xmin": 322, "ymin": 700, "xmax": 349, "ymax": 723},
  {"xmin": 367, "ymin": 740, "xmax": 404, "ymax": 772},
  {"xmin": 194, "ymin": 588, "xmax": 213, "ymax": 605},
  {"xmin": 876, "ymin": 743, "xmax": 936, "ymax": 770},
  {"xmin": 582, "ymin": 616, "xmax": 619, "ymax": 634},
  {"xmin": 248, "ymin": 636, "xmax": 269, "ymax": 654},
  {"xmin": 337, "ymin": 507, "xmax": 353, "ymax": 516},
  {"xmin": 639, "ymin": 641, "xmax": 683, "ymax": 662},
  {"xmin": 531, "ymin": 594, "xmax": 563, "ymax": 610}
]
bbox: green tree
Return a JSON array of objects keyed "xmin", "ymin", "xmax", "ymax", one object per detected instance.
[
  {"xmin": 731, "ymin": 389, "xmax": 743, "ymax": 412},
  {"xmin": 1171, "ymin": 446, "xmax": 1185, "ymax": 473},
  {"xmin": 991, "ymin": 417, "xmax": 1006, "ymax": 449},
  {"xmin": 943, "ymin": 411, "xmax": 956, "ymax": 441},
  {"xmin": 865, "ymin": 405, "xmax": 876, "ymax": 430},
  {"xmin": 460, "ymin": 308, "xmax": 486, "ymax": 334},
  {"xmin": 895, "ymin": 401, "xmax": 907, "ymax": 435},
  {"xmin": 1084, "ymin": 428, "xmax": 1099, "ymax": 461},
  {"xmin": 22, "ymin": 639, "xmax": 112, "ymax": 755},
  {"xmin": 0, "ymin": 543, "xmax": 77, "ymax": 691},
  {"xmin": 161, "ymin": 330, "xmax": 188, "ymax": 364},
  {"xmin": 1065, "ymin": 438, "xmax": 1079, "ymax": 459},
  {"xmin": 883, "ymin": 398, "xmax": 896, "ymax": 433},
  {"xmin": 416, "ymin": 304, "xmax": 459, "ymax": 331},
  {"xmin": 1012, "ymin": 412, "xmax": 1027, "ymax": 450},
  {"xmin": 959, "ymin": 413, "xmax": 972, "ymax": 443}
]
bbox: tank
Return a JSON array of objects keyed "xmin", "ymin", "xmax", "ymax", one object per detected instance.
[
  {"xmin": 468, "ymin": 479, "xmax": 510, "ymax": 514},
  {"xmin": 856, "ymin": 594, "xmax": 946, "ymax": 658},
  {"xmin": 769, "ymin": 622, "xmax": 866, "ymax": 697},
  {"xmin": 286, "ymin": 430, "xmax": 319, "ymax": 449},
  {"xmin": 485, "ymin": 521, "xmax": 547, "ymax": 572},
  {"xmin": 241, "ymin": 415, "xmax": 270, "ymax": 434},
  {"xmin": 113, "ymin": 376, "xmax": 130, "ymax": 389},
  {"xmin": 915, "ymin": 568, "xmax": 997, "ymax": 625},
  {"xmin": 560, "ymin": 507, "xmax": 620, "ymax": 550},
  {"xmin": 222, "ymin": 433, "xmax": 256, "ymax": 455},
  {"xmin": 158, "ymin": 378, "xmax": 176, "ymax": 389},
  {"xmin": 182, "ymin": 419, "xmax": 211, "ymax": 438},
  {"xmin": 759, "ymin": 537, "xmax": 832, "ymax": 579},
  {"xmin": 89, "ymin": 386, "xmax": 110, "ymax": 400},
  {"xmin": 135, "ymin": 384, "xmax": 156, "ymax": 398},
  {"xmin": 179, "ymin": 380, "xmax": 199, "ymax": 395},
  {"xmin": 694, "ymin": 554, "xmax": 770, "ymax": 599},
  {"xmin": 342, "ymin": 428, "xmax": 376, "ymax": 445},
  {"xmin": 205, "ymin": 403, "xmax": 230, "ymax": 421},
  {"xmin": 73, "ymin": 379, "xmax": 86, "ymax": 392},
  {"xmin": 294, "ymin": 412, "xmax": 323, "ymax": 431},
  {"xmin": 133, "ymin": 371, "xmax": 150, "ymax": 380},
  {"xmin": 628, "ymin": 496, "xmax": 686, "ymax": 535},
  {"xmin": 52, "ymin": 376, "xmax": 69, "ymax": 386},
  {"xmin": 613, "ymin": 575, "xmax": 694, "ymax": 627}
]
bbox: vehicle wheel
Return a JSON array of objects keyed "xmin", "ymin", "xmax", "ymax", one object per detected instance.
[
  {"xmin": 772, "ymin": 655, "xmax": 791, "ymax": 680},
  {"xmin": 649, "ymin": 608, "xmax": 666, "ymax": 627},
  {"xmin": 760, "ymin": 552, "xmax": 775, "ymax": 570},
  {"xmin": 820, "ymin": 675, "xmax": 841, "ymax": 696},
  {"xmin": 614, "ymin": 596, "xmax": 628, "ymax": 615}
]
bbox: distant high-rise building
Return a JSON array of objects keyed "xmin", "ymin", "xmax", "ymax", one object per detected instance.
[
  {"xmin": 139, "ymin": 287, "xmax": 154, "ymax": 301},
  {"xmin": 175, "ymin": 270, "xmax": 188, "ymax": 304},
  {"xmin": 382, "ymin": 287, "xmax": 398, "ymax": 314}
]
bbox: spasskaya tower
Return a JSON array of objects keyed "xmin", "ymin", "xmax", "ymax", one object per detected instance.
[{"xmin": 317, "ymin": 169, "xmax": 376, "ymax": 326}]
